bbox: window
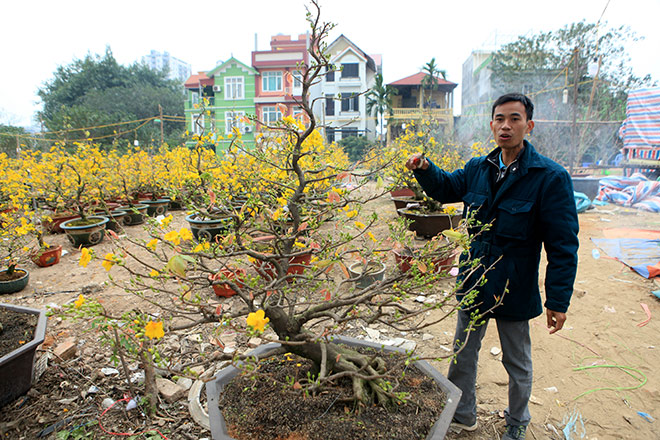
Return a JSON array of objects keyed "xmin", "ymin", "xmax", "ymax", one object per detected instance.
[
  {"xmin": 341, "ymin": 63, "xmax": 359, "ymax": 79},
  {"xmin": 191, "ymin": 91, "xmax": 199, "ymax": 105},
  {"xmin": 192, "ymin": 114, "xmax": 204, "ymax": 135},
  {"xmin": 325, "ymin": 94, "xmax": 335, "ymax": 116},
  {"xmin": 225, "ymin": 111, "xmax": 246, "ymax": 134},
  {"xmin": 341, "ymin": 93, "xmax": 359, "ymax": 112},
  {"xmin": 262, "ymin": 71, "xmax": 283, "ymax": 91},
  {"xmin": 326, "ymin": 67, "xmax": 335, "ymax": 82},
  {"xmin": 326, "ymin": 128, "xmax": 335, "ymax": 143},
  {"xmin": 224, "ymin": 77, "xmax": 244, "ymax": 100},
  {"xmin": 292, "ymin": 70, "xmax": 303, "ymax": 93},
  {"xmin": 262, "ymin": 106, "xmax": 282, "ymax": 125}
]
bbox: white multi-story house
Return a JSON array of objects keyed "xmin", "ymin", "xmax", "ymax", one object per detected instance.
[
  {"xmin": 142, "ymin": 50, "xmax": 192, "ymax": 83},
  {"xmin": 319, "ymin": 35, "xmax": 380, "ymax": 143}
]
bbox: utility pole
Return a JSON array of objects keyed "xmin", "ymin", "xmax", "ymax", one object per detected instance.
[
  {"xmin": 158, "ymin": 104, "xmax": 164, "ymax": 146},
  {"xmin": 569, "ymin": 46, "xmax": 580, "ymax": 176}
]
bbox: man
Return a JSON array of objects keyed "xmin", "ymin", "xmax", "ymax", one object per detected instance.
[{"xmin": 405, "ymin": 93, "xmax": 579, "ymax": 439}]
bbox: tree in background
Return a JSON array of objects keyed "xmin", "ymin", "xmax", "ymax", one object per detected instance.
[
  {"xmin": 37, "ymin": 48, "xmax": 185, "ymax": 149},
  {"xmin": 489, "ymin": 21, "xmax": 656, "ymax": 167},
  {"xmin": 365, "ymin": 74, "xmax": 396, "ymax": 145},
  {"xmin": 339, "ymin": 135, "xmax": 375, "ymax": 162},
  {"xmin": 0, "ymin": 124, "xmax": 29, "ymax": 158},
  {"xmin": 420, "ymin": 58, "xmax": 446, "ymax": 109}
]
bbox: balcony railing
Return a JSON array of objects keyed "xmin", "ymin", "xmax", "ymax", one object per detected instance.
[{"xmin": 385, "ymin": 107, "xmax": 453, "ymax": 122}]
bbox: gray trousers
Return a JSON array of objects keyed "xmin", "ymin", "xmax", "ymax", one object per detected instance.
[{"xmin": 447, "ymin": 310, "xmax": 532, "ymax": 427}]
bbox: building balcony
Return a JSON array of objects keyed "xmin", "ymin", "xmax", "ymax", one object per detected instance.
[
  {"xmin": 385, "ymin": 107, "xmax": 453, "ymax": 123},
  {"xmin": 186, "ymin": 97, "xmax": 215, "ymax": 108}
]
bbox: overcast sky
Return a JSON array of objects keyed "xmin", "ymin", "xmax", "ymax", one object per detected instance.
[{"xmin": 1, "ymin": 0, "xmax": 658, "ymax": 128}]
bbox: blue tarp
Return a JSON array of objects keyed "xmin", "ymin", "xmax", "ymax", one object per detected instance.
[
  {"xmin": 574, "ymin": 191, "xmax": 591, "ymax": 213},
  {"xmin": 591, "ymin": 238, "xmax": 660, "ymax": 279}
]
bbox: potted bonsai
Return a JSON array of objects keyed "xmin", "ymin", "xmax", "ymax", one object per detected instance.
[
  {"xmin": 29, "ymin": 231, "xmax": 62, "ymax": 268},
  {"xmin": 58, "ymin": 5, "xmax": 493, "ymax": 438},
  {"xmin": 0, "ymin": 208, "xmax": 33, "ymax": 294},
  {"xmin": 111, "ymin": 149, "xmax": 149, "ymax": 226}
]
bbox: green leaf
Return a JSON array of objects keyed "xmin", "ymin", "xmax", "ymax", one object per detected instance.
[{"xmin": 166, "ymin": 254, "xmax": 187, "ymax": 277}]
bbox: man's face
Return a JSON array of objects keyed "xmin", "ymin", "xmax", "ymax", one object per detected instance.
[{"xmin": 490, "ymin": 101, "xmax": 535, "ymax": 152}]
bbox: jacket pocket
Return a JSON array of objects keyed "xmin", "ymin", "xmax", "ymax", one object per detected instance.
[{"xmin": 495, "ymin": 198, "xmax": 534, "ymax": 239}]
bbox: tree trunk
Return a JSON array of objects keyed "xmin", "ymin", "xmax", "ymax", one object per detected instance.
[
  {"xmin": 266, "ymin": 306, "xmax": 394, "ymax": 406},
  {"xmin": 140, "ymin": 350, "xmax": 159, "ymax": 416}
]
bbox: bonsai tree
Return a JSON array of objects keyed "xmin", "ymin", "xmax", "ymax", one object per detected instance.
[
  {"xmin": 66, "ymin": 1, "xmax": 494, "ymax": 427},
  {"xmin": 0, "ymin": 152, "xmax": 36, "ymax": 277},
  {"xmin": 27, "ymin": 143, "xmax": 104, "ymax": 223},
  {"xmin": 377, "ymin": 122, "xmax": 489, "ymax": 213},
  {"xmin": 0, "ymin": 207, "xmax": 34, "ymax": 279}
]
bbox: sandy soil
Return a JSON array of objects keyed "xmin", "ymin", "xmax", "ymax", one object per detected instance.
[{"xmin": 2, "ymin": 194, "xmax": 659, "ymax": 440}]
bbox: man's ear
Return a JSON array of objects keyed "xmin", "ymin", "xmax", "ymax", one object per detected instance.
[{"xmin": 526, "ymin": 120, "xmax": 535, "ymax": 134}]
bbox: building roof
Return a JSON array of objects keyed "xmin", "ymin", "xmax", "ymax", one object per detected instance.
[
  {"xmin": 327, "ymin": 34, "xmax": 376, "ymax": 73},
  {"xmin": 389, "ymin": 72, "xmax": 457, "ymax": 89},
  {"xmin": 207, "ymin": 57, "xmax": 257, "ymax": 77},
  {"xmin": 184, "ymin": 72, "xmax": 213, "ymax": 89}
]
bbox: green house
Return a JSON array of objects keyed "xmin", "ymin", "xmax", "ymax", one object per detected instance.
[{"xmin": 184, "ymin": 57, "xmax": 257, "ymax": 151}]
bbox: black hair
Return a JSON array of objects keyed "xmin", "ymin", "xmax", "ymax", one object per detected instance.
[{"xmin": 491, "ymin": 93, "xmax": 534, "ymax": 121}]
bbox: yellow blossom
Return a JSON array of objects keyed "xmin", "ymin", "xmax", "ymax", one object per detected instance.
[
  {"xmin": 367, "ymin": 232, "xmax": 376, "ymax": 242},
  {"xmin": 149, "ymin": 269, "xmax": 160, "ymax": 277},
  {"xmin": 74, "ymin": 294, "xmax": 85, "ymax": 308},
  {"xmin": 163, "ymin": 230, "xmax": 181, "ymax": 245},
  {"xmin": 79, "ymin": 248, "xmax": 92, "ymax": 267},
  {"xmin": 146, "ymin": 238, "xmax": 158, "ymax": 251},
  {"xmin": 354, "ymin": 221, "xmax": 365, "ymax": 229},
  {"xmin": 345, "ymin": 210, "xmax": 358, "ymax": 219},
  {"xmin": 246, "ymin": 310, "xmax": 270, "ymax": 332},
  {"xmin": 179, "ymin": 227, "xmax": 193, "ymax": 241},
  {"xmin": 160, "ymin": 215, "xmax": 173, "ymax": 228},
  {"xmin": 144, "ymin": 321, "xmax": 164, "ymax": 339},
  {"xmin": 101, "ymin": 253, "xmax": 117, "ymax": 271},
  {"xmin": 193, "ymin": 242, "xmax": 210, "ymax": 252}
]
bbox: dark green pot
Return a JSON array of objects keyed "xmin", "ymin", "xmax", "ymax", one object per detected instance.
[
  {"xmin": 185, "ymin": 213, "xmax": 232, "ymax": 242},
  {"xmin": 0, "ymin": 269, "xmax": 29, "ymax": 295},
  {"xmin": 119, "ymin": 204, "xmax": 149, "ymax": 226},
  {"xmin": 142, "ymin": 199, "xmax": 170, "ymax": 217},
  {"xmin": 106, "ymin": 210, "xmax": 128, "ymax": 232},
  {"xmin": 60, "ymin": 216, "xmax": 109, "ymax": 247},
  {"xmin": 397, "ymin": 208, "xmax": 462, "ymax": 239}
]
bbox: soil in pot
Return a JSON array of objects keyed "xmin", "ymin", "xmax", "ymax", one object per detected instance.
[
  {"xmin": 0, "ymin": 308, "xmax": 37, "ymax": 358},
  {"xmin": 218, "ymin": 347, "xmax": 446, "ymax": 440},
  {"xmin": 0, "ymin": 269, "xmax": 29, "ymax": 294}
]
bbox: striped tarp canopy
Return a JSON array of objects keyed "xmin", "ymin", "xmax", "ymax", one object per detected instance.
[{"xmin": 619, "ymin": 87, "xmax": 660, "ymax": 148}]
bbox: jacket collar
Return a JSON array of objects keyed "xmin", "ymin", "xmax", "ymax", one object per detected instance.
[
  {"xmin": 484, "ymin": 140, "xmax": 542, "ymax": 210},
  {"xmin": 485, "ymin": 140, "xmax": 544, "ymax": 174}
]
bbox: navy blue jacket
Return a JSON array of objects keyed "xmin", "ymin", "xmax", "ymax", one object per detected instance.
[{"xmin": 414, "ymin": 141, "xmax": 579, "ymax": 320}]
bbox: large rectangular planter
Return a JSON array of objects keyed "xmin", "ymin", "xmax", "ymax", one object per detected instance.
[
  {"xmin": 206, "ymin": 335, "xmax": 461, "ymax": 440},
  {"xmin": 0, "ymin": 304, "xmax": 47, "ymax": 408}
]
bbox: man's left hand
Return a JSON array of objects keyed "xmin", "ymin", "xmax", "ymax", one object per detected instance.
[{"xmin": 546, "ymin": 309, "xmax": 566, "ymax": 334}]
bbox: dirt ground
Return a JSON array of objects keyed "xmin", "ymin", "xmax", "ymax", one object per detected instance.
[{"xmin": 1, "ymin": 192, "xmax": 659, "ymax": 440}]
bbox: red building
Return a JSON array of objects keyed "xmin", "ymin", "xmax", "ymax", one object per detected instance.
[{"xmin": 252, "ymin": 34, "xmax": 311, "ymax": 129}]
